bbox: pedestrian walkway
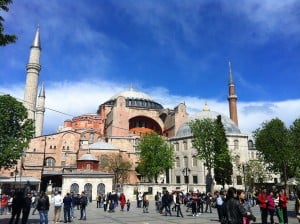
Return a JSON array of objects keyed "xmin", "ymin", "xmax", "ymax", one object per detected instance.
[{"xmin": 0, "ymin": 200, "xmax": 299, "ymax": 224}]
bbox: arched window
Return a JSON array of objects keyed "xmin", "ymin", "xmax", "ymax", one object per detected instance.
[
  {"xmin": 70, "ymin": 183, "xmax": 79, "ymax": 194},
  {"xmin": 97, "ymin": 183, "xmax": 105, "ymax": 194},
  {"xmin": 175, "ymin": 157, "xmax": 180, "ymax": 167},
  {"xmin": 234, "ymin": 140, "xmax": 239, "ymax": 150},
  {"xmin": 248, "ymin": 140, "xmax": 253, "ymax": 148},
  {"xmin": 192, "ymin": 156, "xmax": 197, "ymax": 167},
  {"xmin": 45, "ymin": 157, "xmax": 55, "ymax": 167}
]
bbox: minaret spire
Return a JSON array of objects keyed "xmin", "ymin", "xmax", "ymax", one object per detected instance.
[
  {"xmin": 32, "ymin": 24, "xmax": 41, "ymax": 49},
  {"xmin": 24, "ymin": 26, "xmax": 42, "ymax": 136},
  {"xmin": 36, "ymin": 83, "xmax": 45, "ymax": 137},
  {"xmin": 227, "ymin": 61, "xmax": 238, "ymax": 126}
]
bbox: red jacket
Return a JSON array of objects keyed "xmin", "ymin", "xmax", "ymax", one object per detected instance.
[
  {"xmin": 258, "ymin": 193, "xmax": 267, "ymax": 209},
  {"xmin": 279, "ymin": 194, "xmax": 287, "ymax": 208}
]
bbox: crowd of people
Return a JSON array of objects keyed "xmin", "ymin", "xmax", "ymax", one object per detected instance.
[
  {"xmin": 1, "ymin": 190, "xmax": 88, "ymax": 224},
  {"xmin": 1, "ymin": 187, "xmax": 299, "ymax": 224}
]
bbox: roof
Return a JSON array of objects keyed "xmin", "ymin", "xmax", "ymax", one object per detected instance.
[
  {"xmin": 176, "ymin": 109, "xmax": 241, "ymax": 138},
  {"xmin": 110, "ymin": 87, "xmax": 152, "ymax": 101},
  {"xmin": 78, "ymin": 153, "xmax": 98, "ymax": 161},
  {"xmin": 89, "ymin": 141, "xmax": 118, "ymax": 150}
]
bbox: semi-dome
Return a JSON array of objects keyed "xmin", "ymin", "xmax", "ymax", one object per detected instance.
[
  {"xmin": 176, "ymin": 108, "xmax": 241, "ymax": 138},
  {"xmin": 78, "ymin": 153, "xmax": 98, "ymax": 161},
  {"xmin": 103, "ymin": 87, "xmax": 163, "ymax": 110}
]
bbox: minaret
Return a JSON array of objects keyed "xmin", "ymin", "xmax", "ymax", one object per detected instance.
[
  {"xmin": 24, "ymin": 26, "xmax": 41, "ymax": 135},
  {"xmin": 227, "ymin": 61, "xmax": 238, "ymax": 126},
  {"xmin": 35, "ymin": 83, "xmax": 45, "ymax": 137}
]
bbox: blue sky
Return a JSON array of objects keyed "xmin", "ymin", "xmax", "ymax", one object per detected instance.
[{"xmin": 1, "ymin": 0, "xmax": 300, "ymax": 134}]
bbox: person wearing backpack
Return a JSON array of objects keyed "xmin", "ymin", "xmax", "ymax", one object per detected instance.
[{"xmin": 79, "ymin": 191, "xmax": 87, "ymax": 220}]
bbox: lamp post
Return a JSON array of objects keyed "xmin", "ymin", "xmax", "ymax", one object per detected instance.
[
  {"xmin": 242, "ymin": 164, "xmax": 248, "ymax": 191},
  {"xmin": 14, "ymin": 166, "xmax": 19, "ymax": 191},
  {"xmin": 182, "ymin": 167, "xmax": 191, "ymax": 193}
]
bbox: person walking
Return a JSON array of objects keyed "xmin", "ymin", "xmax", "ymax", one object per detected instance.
[
  {"xmin": 205, "ymin": 192, "xmax": 212, "ymax": 213},
  {"xmin": 63, "ymin": 193, "xmax": 72, "ymax": 223},
  {"xmin": 215, "ymin": 191, "xmax": 224, "ymax": 222},
  {"xmin": 53, "ymin": 191, "xmax": 63, "ymax": 223},
  {"xmin": 21, "ymin": 192, "xmax": 32, "ymax": 224},
  {"xmin": 9, "ymin": 191, "xmax": 25, "ymax": 224},
  {"xmin": 31, "ymin": 192, "xmax": 39, "ymax": 215},
  {"xmin": 36, "ymin": 191, "xmax": 50, "ymax": 224},
  {"xmin": 175, "ymin": 192, "xmax": 184, "ymax": 218},
  {"xmin": 79, "ymin": 191, "xmax": 88, "ymax": 220},
  {"xmin": 126, "ymin": 199, "xmax": 131, "ymax": 211},
  {"xmin": 119, "ymin": 193, "xmax": 126, "ymax": 211}
]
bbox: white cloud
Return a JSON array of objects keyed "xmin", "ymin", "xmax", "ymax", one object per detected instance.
[{"xmin": 2, "ymin": 80, "xmax": 299, "ymax": 135}]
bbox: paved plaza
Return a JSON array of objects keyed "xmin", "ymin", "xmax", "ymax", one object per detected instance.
[{"xmin": 0, "ymin": 200, "xmax": 299, "ymax": 224}]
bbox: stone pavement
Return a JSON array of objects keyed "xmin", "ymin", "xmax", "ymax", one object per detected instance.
[{"xmin": 0, "ymin": 200, "xmax": 299, "ymax": 224}]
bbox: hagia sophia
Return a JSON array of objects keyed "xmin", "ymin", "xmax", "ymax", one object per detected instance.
[{"xmin": 0, "ymin": 27, "xmax": 279, "ymax": 200}]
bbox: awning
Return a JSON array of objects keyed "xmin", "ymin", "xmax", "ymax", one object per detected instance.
[{"xmin": 0, "ymin": 176, "xmax": 41, "ymax": 184}]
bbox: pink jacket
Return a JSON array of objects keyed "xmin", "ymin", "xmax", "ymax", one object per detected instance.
[{"xmin": 267, "ymin": 195, "xmax": 275, "ymax": 210}]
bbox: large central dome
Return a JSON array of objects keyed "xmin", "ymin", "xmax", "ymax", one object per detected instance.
[
  {"xmin": 103, "ymin": 87, "xmax": 163, "ymax": 110},
  {"xmin": 110, "ymin": 88, "xmax": 153, "ymax": 101},
  {"xmin": 176, "ymin": 107, "xmax": 241, "ymax": 138}
]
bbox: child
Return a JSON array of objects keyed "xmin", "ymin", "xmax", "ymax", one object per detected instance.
[{"xmin": 126, "ymin": 199, "xmax": 131, "ymax": 211}]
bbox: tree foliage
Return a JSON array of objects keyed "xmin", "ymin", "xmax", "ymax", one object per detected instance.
[
  {"xmin": 244, "ymin": 160, "xmax": 267, "ymax": 189},
  {"xmin": 189, "ymin": 118, "xmax": 216, "ymax": 171},
  {"xmin": 254, "ymin": 118, "xmax": 298, "ymax": 188},
  {"xmin": 0, "ymin": 0, "xmax": 17, "ymax": 46},
  {"xmin": 288, "ymin": 118, "xmax": 300, "ymax": 178},
  {"xmin": 0, "ymin": 95, "xmax": 34, "ymax": 169},
  {"xmin": 214, "ymin": 116, "xmax": 233, "ymax": 188},
  {"xmin": 136, "ymin": 132, "xmax": 174, "ymax": 183},
  {"xmin": 189, "ymin": 116, "xmax": 233, "ymax": 191},
  {"xmin": 99, "ymin": 153, "xmax": 132, "ymax": 185}
]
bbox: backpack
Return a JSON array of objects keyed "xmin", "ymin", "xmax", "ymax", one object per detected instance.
[{"xmin": 80, "ymin": 196, "xmax": 88, "ymax": 206}]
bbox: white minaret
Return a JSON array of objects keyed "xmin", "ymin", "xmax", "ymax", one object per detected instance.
[
  {"xmin": 35, "ymin": 83, "xmax": 45, "ymax": 137},
  {"xmin": 24, "ymin": 26, "xmax": 41, "ymax": 136}
]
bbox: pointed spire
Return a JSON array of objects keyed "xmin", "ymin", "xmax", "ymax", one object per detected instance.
[
  {"xmin": 32, "ymin": 25, "xmax": 41, "ymax": 49},
  {"xmin": 38, "ymin": 82, "xmax": 45, "ymax": 97},
  {"xmin": 228, "ymin": 61, "xmax": 234, "ymax": 84},
  {"xmin": 130, "ymin": 83, "xmax": 134, "ymax": 91},
  {"xmin": 203, "ymin": 101, "xmax": 210, "ymax": 111}
]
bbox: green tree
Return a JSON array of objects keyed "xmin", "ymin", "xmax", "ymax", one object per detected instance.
[
  {"xmin": 244, "ymin": 160, "xmax": 267, "ymax": 190},
  {"xmin": 136, "ymin": 132, "xmax": 174, "ymax": 183},
  {"xmin": 0, "ymin": 0, "xmax": 17, "ymax": 46},
  {"xmin": 254, "ymin": 118, "xmax": 295, "ymax": 189},
  {"xmin": 0, "ymin": 95, "xmax": 34, "ymax": 169},
  {"xmin": 189, "ymin": 118, "xmax": 217, "ymax": 192},
  {"xmin": 289, "ymin": 118, "xmax": 300, "ymax": 178},
  {"xmin": 213, "ymin": 115, "xmax": 233, "ymax": 189},
  {"xmin": 99, "ymin": 154, "xmax": 132, "ymax": 186}
]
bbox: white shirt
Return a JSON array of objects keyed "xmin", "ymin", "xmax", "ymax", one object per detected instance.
[{"xmin": 54, "ymin": 194, "xmax": 63, "ymax": 207}]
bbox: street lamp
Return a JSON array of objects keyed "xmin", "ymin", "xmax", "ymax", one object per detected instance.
[
  {"xmin": 242, "ymin": 164, "xmax": 249, "ymax": 191},
  {"xmin": 14, "ymin": 166, "xmax": 19, "ymax": 190},
  {"xmin": 182, "ymin": 167, "xmax": 191, "ymax": 193}
]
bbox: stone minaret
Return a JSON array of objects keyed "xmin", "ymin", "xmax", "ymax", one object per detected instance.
[
  {"xmin": 35, "ymin": 83, "xmax": 45, "ymax": 136},
  {"xmin": 227, "ymin": 61, "xmax": 238, "ymax": 126},
  {"xmin": 24, "ymin": 26, "xmax": 42, "ymax": 136}
]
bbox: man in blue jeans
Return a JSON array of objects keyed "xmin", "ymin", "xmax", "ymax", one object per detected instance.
[
  {"xmin": 79, "ymin": 191, "xmax": 88, "ymax": 220},
  {"xmin": 63, "ymin": 193, "xmax": 72, "ymax": 223}
]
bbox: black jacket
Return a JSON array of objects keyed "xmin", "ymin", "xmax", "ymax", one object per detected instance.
[{"xmin": 223, "ymin": 198, "xmax": 247, "ymax": 224}]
